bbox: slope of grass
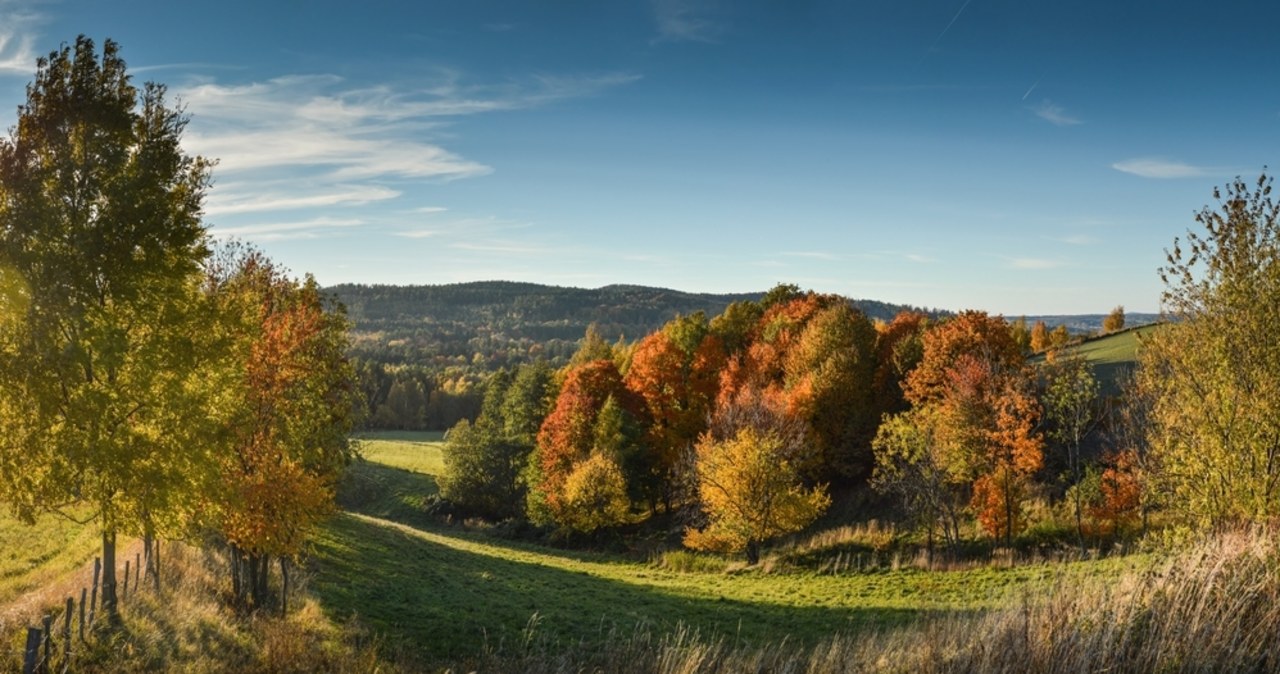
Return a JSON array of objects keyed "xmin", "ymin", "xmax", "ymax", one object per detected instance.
[
  {"xmin": 0, "ymin": 507, "xmax": 100, "ymax": 606},
  {"xmin": 1035, "ymin": 323, "xmax": 1164, "ymax": 396},
  {"xmin": 313, "ymin": 439, "xmax": 1145, "ymax": 663}
]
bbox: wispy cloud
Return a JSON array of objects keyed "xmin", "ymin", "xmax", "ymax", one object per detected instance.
[
  {"xmin": 904, "ymin": 253, "xmax": 935, "ymax": 263},
  {"xmin": 450, "ymin": 240, "xmax": 555, "ymax": 256},
  {"xmin": 1032, "ymin": 99, "xmax": 1082, "ymax": 126},
  {"xmin": 1112, "ymin": 157, "xmax": 1208, "ymax": 179},
  {"xmin": 0, "ymin": 7, "xmax": 42, "ymax": 75},
  {"xmin": 652, "ymin": 0, "xmax": 723, "ymax": 43},
  {"xmin": 393, "ymin": 229, "xmax": 443, "ymax": 239},
  {"xmin": 783, "ymin": 251, "xmax": 840, "ymax": 261},
  {"xmin": 205, "ymin": 184, "xmax": 401, "ymax": 216},
  {"xmin": 1008, "ymin": 257, "xmax": 1064, "ymax": 270},
  {"xmin": 181, "ymin": 70, "xmax": 639, "ymax": 218},
  {"xmin": 1053, "ymin": 234, "xmax": 1097, "ymax": 246},
  {"xmin": 212, "ymin": 217, "xmax": 364, "ymax": 241}
]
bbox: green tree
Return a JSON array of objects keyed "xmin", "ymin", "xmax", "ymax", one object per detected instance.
[
  {"xmin": 1140, "ymin": 172, "xmax": 1280, "ymax": 527},
  {"xmin": 0, "ymin": 37, "xmax": 212, "ymax": 622},
  {"xmin": 1041, "ymin": 354, "xmax": 1099, "ymax": 551},
  {"xmin": 439, "ymin": 419, "xmax": 527, "ymax": 519},
  {"xmin": 441, "ymin": 363, "xmax": 554, "ymax": 519},
  {"xmin": 872, "ymin": 406, "xmax": 966, "ymax": 550}
]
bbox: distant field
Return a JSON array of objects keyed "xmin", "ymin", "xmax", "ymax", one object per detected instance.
[
  {"xmin": 316, "ymin": 432, "xmax": 1145, "ymax": 661},
  {"xmin": 1036, "ymin": 323, "xmax": 1164, "ymax": 396},
  {"xmin": 352, "ymin": 430, "xmax": 446, "ymax": 476}
]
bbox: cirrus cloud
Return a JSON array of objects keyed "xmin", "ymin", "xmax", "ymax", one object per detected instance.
[{"xmin": 1112, "ymin": 157, "xmax": 1208, "ymax": 179}]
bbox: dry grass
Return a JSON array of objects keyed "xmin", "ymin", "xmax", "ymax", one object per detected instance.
[{"xmin": 0, "ymin": 542, "xmax": 393, "ymax": 673}]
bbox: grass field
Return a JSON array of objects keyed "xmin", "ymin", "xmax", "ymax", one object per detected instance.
[
  {"xmin": 315, "ymin": 433, "xmax": 1145, "ymax": 662},
  {"xmin": 352, "ymin": 430, "xmax": 447, "ymax": 476},
  {"xmin": 1035, "ymin": 323, "xmax": 1164, "ymax": 396}
]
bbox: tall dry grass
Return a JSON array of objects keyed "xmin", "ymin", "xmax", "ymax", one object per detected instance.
[
  {"xmin": 448, "ymin": 529, "xmax": 1280, "ymax": 673},
  {"xmin": 0, "ymin": 542, "xmax": 393, "ymax": 673}
]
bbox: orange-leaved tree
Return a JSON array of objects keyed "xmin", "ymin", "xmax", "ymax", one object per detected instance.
[
  {"xmin": 209, "ymin": 247, "xmax": 356, "ymax": 610},
  {"xmin": 877, "ymin": 311, "xmax": 1043, "ymax": 546},
  {"xmin": 530, "ymin": 359, "xmax": 646, "ymax": 529},
  {"xmin": 624, "ymin": 313, "xmax": 725, "ymax": 510}
]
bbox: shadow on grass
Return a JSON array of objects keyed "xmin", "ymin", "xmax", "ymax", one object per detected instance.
[
  {"xmin": 336, "ymin": 460, "xmax": 440, "ymax": 529},
  {"xmin": 308, "ymin": 513, "xmax": 934, "ymax": 661}
]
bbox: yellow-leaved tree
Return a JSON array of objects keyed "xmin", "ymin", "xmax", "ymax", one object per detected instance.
[
  {"xmin": 684, "ymin": 426, "xmax": 829, "ymax": 564},
  {"xmin": 1139, "ymin": 172, "xmax": 1280, "ymax": 528}
]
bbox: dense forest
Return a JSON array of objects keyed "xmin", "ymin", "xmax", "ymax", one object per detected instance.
[
  {"xmin": 331, "ymin": 281, "xmax": 943, "ymax": 430},
  {"xmin": 330, "ymin": 281, "xmax": 1155, "ymax": 431}
]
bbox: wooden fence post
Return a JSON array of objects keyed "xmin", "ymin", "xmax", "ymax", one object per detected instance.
[
  {"xmin": 22, "ymin": 627, "xmax": 41, "ymax": 674},
  {"xmin": 78, "ymin": 588, "xmax": 86, "ymax": 642},
  {"xmin": 134, "ymin": 552, "xmax": 140, "ymax": 591},
  {"xmin": 123, "ymin": 560, "xmax": 130, "ymax": 599},
  {"xmin": 41, "ymin": 614, "xmax": 53, "ymax": 673},
  {"xmin": 78, "ymin": 590, "xmax": 87, "ymax": 644},
  {"xmin": 89, "ymin": 557, "xmax": 100, "ymax": 624},
  {"xmin": 62, "ymin": 598, "xmax": 72, "ymax": 666}
]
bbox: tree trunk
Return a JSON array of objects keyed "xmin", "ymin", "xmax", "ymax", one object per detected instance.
[
  {"xmin": 100, "ymin": 529, "xmax": 119, "ymax": 625},
  {"xmin": 745, "ymin": 540, "xmax": 760, "ymax": 565},
  {"xmin": 153, "ymin": 538, "xmax": 161, "ymax": 591},
  {"xmin": 281, "ymin": 557, "xmax": 289, "ymax": 618},
  {"xmin": 230, "ymin": 546, "xmax": 242, "ymax": 602}
]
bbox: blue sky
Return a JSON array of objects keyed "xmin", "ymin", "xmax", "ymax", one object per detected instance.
[{"xmin": 2, "ymin": 1, "xmax": 1277, "ymax": 315}]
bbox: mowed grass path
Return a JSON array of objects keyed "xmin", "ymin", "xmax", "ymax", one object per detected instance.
[{"xmin": 313, "ymin": 432, "xmax": 1142, "ymax": 660}]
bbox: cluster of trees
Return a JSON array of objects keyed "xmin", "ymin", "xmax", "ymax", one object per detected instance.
[
  {"xmin": 443, "ymin": 174, "xmax": 1280, "ymax": 558},
  {"xmin": 442, "ymin": 288, "xmax": 1153, "ymax": 558},
  {"xmin": 352, "ymin": 361, "xmax": 483, "ymax": 430},
  {"xmin": 0, "ymin": 38, "xmax": 356, "ymax": 620}
]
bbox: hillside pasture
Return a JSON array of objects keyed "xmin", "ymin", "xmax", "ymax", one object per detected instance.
[
  {"xmin": 315, "ymin": 434, "xmax": 1145, "ymax": 663},
  {"xmin": 1035, "ymin": 323, "xmax": 1163, "ymax": 396}
]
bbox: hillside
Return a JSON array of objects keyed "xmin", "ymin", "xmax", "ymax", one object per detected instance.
[
  {"xmin": 1035, "ymin": 323, "xmax": 1165, "ymax": 396},
  {"xmin": 327, "ymin": 281, "xmax": 935, "ymax": 370}
]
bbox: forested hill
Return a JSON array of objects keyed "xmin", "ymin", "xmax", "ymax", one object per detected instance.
[{"xmin": 327, "ymin": 281, "xmax": 933, "ymax": 368}]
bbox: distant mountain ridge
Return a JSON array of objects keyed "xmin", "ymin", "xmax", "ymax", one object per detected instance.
[
  {"xmin": 326, "ymin": 280, "xmax": 1144, "ymax": 371},
  {"xmin": 326, "ymin": 281, "xmax": 938, "ymax": 371}
]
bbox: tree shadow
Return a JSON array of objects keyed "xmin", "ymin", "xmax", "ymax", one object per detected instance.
[{"xmin": 308, "ymin": 513, "xmax": 954, "ymax": 661}]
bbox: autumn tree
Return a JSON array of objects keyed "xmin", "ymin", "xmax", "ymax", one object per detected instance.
[
  {"xmin": 625, "ymin": 313, "xmax": 724, "ymax": 509},
  {"xmin": 1103, "ymin": 305, "xmax": 1125, "ymax": 333},
  {"xmin": 684, "ymin": 426, "xmax": 829, "ymax": 564},
  {"xmin": 872, "ymin": 406, "xmax": 967, "ymax": 550},
  {"xmin": 1029, "ymin": 320, "xmax": 1050, "ymax": 353},
  {"xmin": 1049, "ymin": 324, "xmax": 1071, "ymax": 350},
  {"xmin": 877, "ymin": 312, "xmax": 1044, "ymax": 546},
  {"xmin": 872, "ymin": 311, "xmax": 928, "ymax": 417},
  {"xmin": 1010, "ymin": 316, "xmax": 1032, "ymax": 354},
  {"xmin": 0, "ymin": 37, "xmax": 212, "ymax": 622},
  {"xmin": 529, "ymin": 359, "xmax": 646, "ymax": 529},
  {"xmin": 207, "ymin": 247, "xmax": 356, "ymax": 609},
  {"xmin": 1041, "ymin": 353, "xmax": 1099, "ymax": 551},
  {"xmin": 1139, "ymin": 172, "xmax": 1280, "ymax": 528},
  {"xmin": 783, "ymin": 304, "xmax": 878, "ymax": 480}
]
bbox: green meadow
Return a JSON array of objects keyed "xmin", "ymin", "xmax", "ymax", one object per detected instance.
[{"xmin": 314, "ymin": 432, "xmax": 1144, "ymax": 662}]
